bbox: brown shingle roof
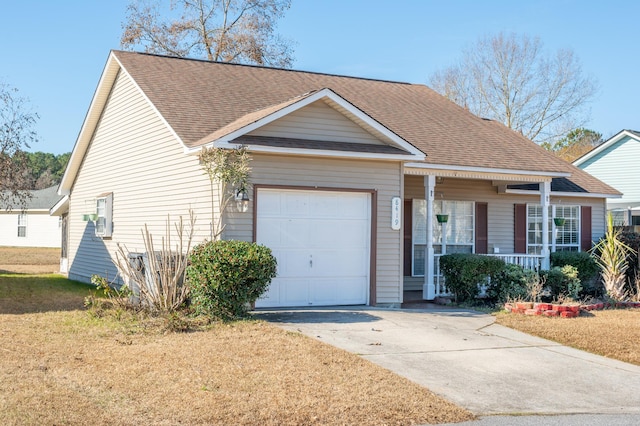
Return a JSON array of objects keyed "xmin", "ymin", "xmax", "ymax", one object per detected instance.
[
  {"xmin": 193, "ymin": 92, "xmax": 316, "ymax": 146},
  {"xmin": 113, "ymin": 50, "xmax": 619, "ymax": 195}
]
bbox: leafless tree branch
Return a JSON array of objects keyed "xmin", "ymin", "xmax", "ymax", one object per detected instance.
[{"xmin": 429, "ymin": 32, "xmax": 598, "ymax": 144}]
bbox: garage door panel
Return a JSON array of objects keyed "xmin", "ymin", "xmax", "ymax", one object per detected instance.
[
  {"xmin": 339, "ymin": 195, "xmax": 369, "ymax": 218},
  {"xmin": 258, "ymin": 218, "xmax": 283, "ymax": 247},
  {"xmin": 308, "ymin": 219, "xmax": 343, "ymax": 247},
  {"xmin": 309, "ymin": 220, "xmax": 368, "ymax": 248},
  {"xmin": 258, "ymin": 278, "xmax": 309, "ymax": 307},
  {"xmin": 256, "ymin": 188, "xmax": 370, "ymax": 308},
  {"xmin": 309, "ymin": 193, "xmax": 340, "ymax": 216},
  {"xmin": 258, "ymin": 191, "xmax": 283, "ymax": 216},
  {"xmin": 336, "ymin": 221, "xmax": 369, "ymax": 245},
  {"xmin": 284, "ymin": 193, "xmax": 310, "ymax": 216},
  {"xmin": 312, "ymin": 250, "xmax": 367, "ymax": 276},
  {"xmin": 281, "ymin": 250, "xmax": 312, "ymax": 276},
  {"xmin": 280, "ymin": 278, "xmax": 309, "ymax": 305},
  {"xmin": 257, "ymin": 280, "xmax": 280, "ymax": 307},
  {"xmin": 270, "ymin": 249, "xmax": 311, "ymax": 277},
  {"xmin": 309, "ymin": 277, "xmax": 367, "ymax": 305}
]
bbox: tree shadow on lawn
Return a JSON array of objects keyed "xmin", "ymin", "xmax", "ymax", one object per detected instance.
[{"xmin": 0, "ymin": 274, "xmax": 93, "ymax": 315}]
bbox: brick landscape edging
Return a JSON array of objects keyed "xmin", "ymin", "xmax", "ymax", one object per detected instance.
[{"xmin": 504, "ymin": 301, "xmax": 640, "ymax": 318}]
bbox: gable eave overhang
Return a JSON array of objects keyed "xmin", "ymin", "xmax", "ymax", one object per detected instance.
[
  {"xmin": 573, "ymin": 129, "xmax": 639, "ymax": 166},
  {"xmin": 185, "ymin": 88, "xmax": 425, "ymax": 160},
  {"xmin": 50, "ymin": 195, "xmax": 69, "ymax": 216},
  {"xmin": 58, "ymin": 51, "xmax": 185, "ymax": 196},
  {"xmin": 404, "ymin": 162, "xmax": 570, "ymax": 183},
  {"xmin": 58, "ymin": 53, "xmax": 122, "ymax": 195}
]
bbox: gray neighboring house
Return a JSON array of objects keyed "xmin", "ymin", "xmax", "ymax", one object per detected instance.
[
  {"xmin": 0, "ymin": 186, "xmax": 63, "ymax": 248},
  {"xmin": 573, "ymin": 129, "xmax": 640, "ymax": 227},
  {"xmin": 58, "ymin": 51, "xmax": 619, "ymax": 307}
]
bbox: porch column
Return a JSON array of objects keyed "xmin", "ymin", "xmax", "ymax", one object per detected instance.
[
  {"xmin": 423, "ymin": 175, "xmax": 436, "ymax": 300},
  {"xmin": 540, "ymin": 181, "xmax": 551, "ymax": 270}
]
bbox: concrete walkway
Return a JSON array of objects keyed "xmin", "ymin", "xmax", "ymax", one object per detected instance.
[{"xmin": 256, "ymin": 307, "xmax": 640, "ymax": 417}]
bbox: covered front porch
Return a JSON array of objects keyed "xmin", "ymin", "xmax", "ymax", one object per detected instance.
[{"xmin": 402, "ymin": 164, "xmax": 584, "ymax": 300}]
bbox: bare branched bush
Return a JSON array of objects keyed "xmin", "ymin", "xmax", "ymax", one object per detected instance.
[
  {"xmin": 115, "ymin": 211, "xmax": 196, "ymax": 312},
  {"xmin": 526, "ymin": 275, "xmax": 544, "ymax": 303}
]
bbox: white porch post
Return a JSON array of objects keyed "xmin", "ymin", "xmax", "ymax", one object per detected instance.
[
  {"xmin": 423, "ymin": 175, "xmax": 436, "ymax": 300},
  {"xmin": 540, "ymin": 181, "xmax": 551, "ymax": 270}
]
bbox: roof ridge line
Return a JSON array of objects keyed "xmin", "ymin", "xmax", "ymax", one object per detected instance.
[{"xmin": 112, "ymin": 50, "xmax": 415, "ymax": 86}]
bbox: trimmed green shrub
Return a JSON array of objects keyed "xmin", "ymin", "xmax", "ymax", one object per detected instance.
[
  {"xmin": 485, "ymin": 263, "xmax": 536, "ymax": 304},
  {"xmin": 540, "ymin": 265, "xmax": 581, "ymax": 300},
  {"xmin": 186, "ymin": 240, "xmax": 277, "ymax": 320},
  {"xmin": 550, "ymin": 251, "xmax": 598, "ymax": 288},
  {"xmin": 439, "ymin": 253, "xmax": 505, "ymax": 303}
]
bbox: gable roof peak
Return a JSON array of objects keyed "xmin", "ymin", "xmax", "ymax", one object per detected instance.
[{"xmin": 573, "ymin": 128, "xmax": 640, "ymax": 166}]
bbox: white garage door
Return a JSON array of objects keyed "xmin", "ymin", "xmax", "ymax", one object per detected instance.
[{"xmin": 255, "ymin": 188, "xmax": 371, "ymax": 308}]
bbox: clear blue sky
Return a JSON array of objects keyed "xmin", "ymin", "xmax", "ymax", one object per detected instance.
[{"xmin": 1, "ymin": 1, "xmax": 638, "ymax": 155}]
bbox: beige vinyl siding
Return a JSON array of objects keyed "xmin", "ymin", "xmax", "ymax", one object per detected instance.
[
  {"xmin": 404, "ymin": 175, "xmax": 607, "ymax": 261},
  {"xmin": 67, "ymin": 70, "xmax": 213, "ymax": 283},
  {"xmin": 248, "ymin": 100, "xmax": 386, "ymax": 145},
  {"xmin": 224, "ymin": 154, "xmax": 404, "ymax": 305}
]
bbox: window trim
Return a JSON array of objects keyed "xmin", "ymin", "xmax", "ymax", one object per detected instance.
[
  {"xmin": 411, "ymin": 199, "xmax": 475, "ymax": 277},
  {"xmin": 17, "ymin": 213, "xmax": 27, "ymax": 238},
  {"xmin": 95, "ymin": 193, "xmax": 113, "ymax": 238},
  {"xmin": 526, "ymin": 204, "xmax": 580, "ymax": 254}
]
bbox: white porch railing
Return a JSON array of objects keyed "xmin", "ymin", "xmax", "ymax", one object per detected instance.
[
  {"xmin": 433, "ymin": 253, "xmax": 544, "ymax": 297},
  {"xmin": 486, "ymin": 253, "xmax": 543, "ymax": 271}
]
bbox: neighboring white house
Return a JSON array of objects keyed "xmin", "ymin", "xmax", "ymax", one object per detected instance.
[
  {"xmin": 574, "ymin": 130, "xmax": 640, "ymax": 226},
  {"xmin": 0, "ymin": 186, "xmax": 63, "ymax": 248},
  {"xmin": 57, "ymin": 51, "xmax": 620, "ymax": 307}
]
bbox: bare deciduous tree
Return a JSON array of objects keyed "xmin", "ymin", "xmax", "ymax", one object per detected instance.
[
  {"xmin": 429, "ymin": 33, "xmax": 598, "ymax": 144},
  {"xmin": 121, "ymin": 0, "xmax": 293, "ymax": 67},
  {"xmin": 0, "ymin": 82, "xmax": 38, "ymax": 209}
]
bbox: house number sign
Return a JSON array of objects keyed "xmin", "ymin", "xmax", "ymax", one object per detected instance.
[{"xmin": 391, "ymin": 197, "xmax": 401, "ymax": 230}]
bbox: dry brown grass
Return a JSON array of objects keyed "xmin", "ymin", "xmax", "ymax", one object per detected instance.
[
  {"xmin": 0, "ymin": 274, "xmax": 474, "ymax": 425},
  {"xmin": 496, "ymin": 309, "xmax": 640, "ymax": 366},
  {"xmin": 0, "ymin": 246, "xmax": 59, "ymax": 274}
]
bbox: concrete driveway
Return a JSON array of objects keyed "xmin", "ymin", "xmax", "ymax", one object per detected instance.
[{"xmin": 255, "ymin": 307, "xmax": 640, "ymax": 416}]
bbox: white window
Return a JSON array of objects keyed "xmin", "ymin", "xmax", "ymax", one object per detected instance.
[
  {"xmin": 17, "ymin": 214, "xmax": 27, "ymax": 238},
  {"xmin": 95, "ymin": 193, "xmax": 113, "ymax": 237},
  {"xmin": 527, "ymin": 204, "xmax": 579, "ymax": 254},
  {"xmin": 412, "ymin": 199, "xmax": 474, "ymax": 276}
]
